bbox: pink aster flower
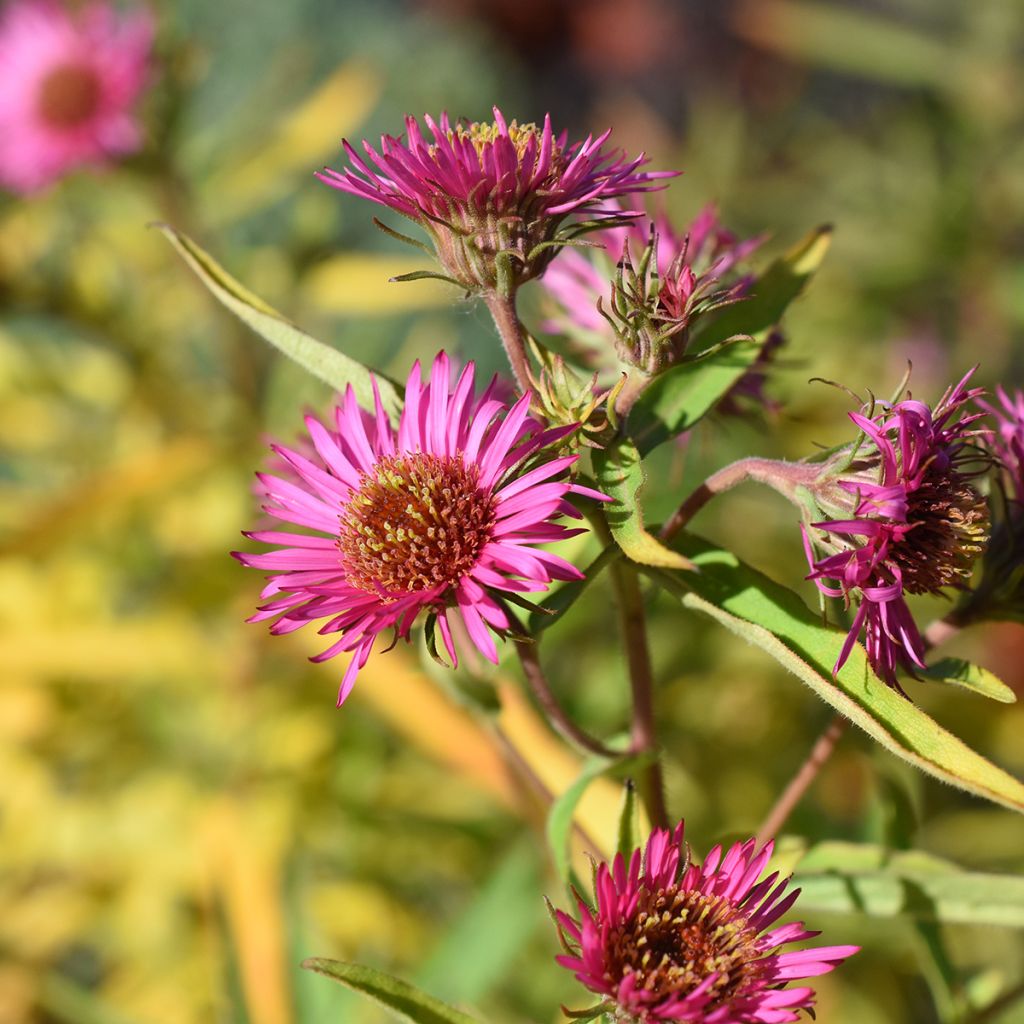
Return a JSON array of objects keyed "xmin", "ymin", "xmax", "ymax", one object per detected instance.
[
  {"xmin": 316, "ymin": 107, "xmax": 675, "ymax": 292},
  {"xmin": 0, "ymin": 0, "xmax": 153, "ymax": 194},
  {"xmin": 543, "ymin": 203, "xmax": 767, "ymax": 375},
  {"xmin": 803, "ymin": 371, "xmax": 989, "ymax": 688},
  {"xmin": 235, "ymin": 352, "xmax": 605, "ymax": 705},
  {"xmin": 552, "ymin": 822, "xmax": 858, "ymax": 1023}
]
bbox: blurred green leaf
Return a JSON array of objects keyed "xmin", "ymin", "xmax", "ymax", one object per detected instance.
[
  {"xmin": 415, "ymin": 839, "xmax": 540, "ymax": 1003},
  {"xmin": 527, "ymin": 544, "xmax": 617, "ymax": 636},
  {"xmin": 649, "ymin": 535, "xmax": 1024, "ymax": 813},
  {"xmin": 616, "ymin": 780, "xmax": 641, "ymax": 861},
  {"xmin": 301, "ymin": 959, "xmax": 481, "ymax": 1024},
  {"xmin": 733, "ymin": 0, "xmax": 954, "ymax": 88},
  {"xmin": 793, "ymin": 841, "xmax": 1024, "ymax": 927},
  {"xmin": 547, "ymin": 757, "xmax": 616, "ymax": 884},
  {"xmin": 593, "ymin": 440, "xmax": 694, "ymax": 570},
  {"xmin": 628, "ymin": 225, "xmax": 832, "ymax": 455},
  {"xmin": 921, "ymin": 659, "xmax": 1016, "ymax": 704},
  {"xmin": 156, "ymin": 224, "xmax": 402, "ymax": 419}
]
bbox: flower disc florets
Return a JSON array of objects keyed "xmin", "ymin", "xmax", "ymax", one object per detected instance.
[
  {"xmin": 543, "ymin": 205, "xmax": 766, "ymax": 376},
  {"xmin": 552, "ymin": 822, "xmax": 858, "ymax": 1023},
  {"xmin": 803, "ymin": 370, "xmax": 990, "ymax": 687},
  {"xmin": 0, "ymin": 0, "xmax": 153, "ymax": 193},
  {"xmin": 316, "ymin": 107, "xmax": 675, "ymax": 293},
  {"xmin": 234, "ymin": 352, "xmax": 607, "ymax": 704}
]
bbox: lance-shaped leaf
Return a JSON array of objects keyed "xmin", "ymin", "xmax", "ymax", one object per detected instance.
[
  {"xmin": 628, "ymin": 225, "xmax": 832, "ymax": 456},
  {"xmin": 157, "ymin": 224, "xmax": 402, "ymax": 420},
  {"xmin": 593, "ymin": 439, "xmax": 694, "ymax": 570},
  {"xmin": 920, "ymin": 658, "xmax": 1016, "ymax": 704},
  {"xmin": 791, "ymin": 841, "xmax": 1024, "ymax": 927},
  {"xmin": 301, "ymin": 959, "xmax": 481, "ymax": 1024},
  {"xmin": 648, "ymin": 535, "xmax": 1024, "ymax": 813}
]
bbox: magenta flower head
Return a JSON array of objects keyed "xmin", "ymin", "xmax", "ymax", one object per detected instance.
[
  {"xmin": 802, "ymin": 371, "xmax": 989, "ymax": 688},
  {"xmin": 316, "ymin": 107, "xmax": 675, "ymax": 294},
  {"xmin": 0, "ymin": 0, "xmax": 153, "ymax": 194},
  {"xmin": 981, "ymin": 386, "xmax": 1024, "ymax": 501},
  {"xmin": 552, "ymin": 822, "xmax": 858, "ymax": 1023},
  {"xmin": 543, "ymin": 204, "xmax": 766, "ymax": 376},
  {"xmin": 234, "ymin": 352, "xmax": 605, "ymax": 705}
]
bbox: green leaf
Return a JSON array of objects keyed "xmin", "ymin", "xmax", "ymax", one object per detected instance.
[
  {"xmin": 416, "ymin": 840, "xmax": 540, "ymax": 1003},
  {"xmin": 628, "ymin": 225, "xmax": 832, "ymax": 455},
  {"xmin": 156, "ymin": 223, "xmax": 403, "ymax": 420},
  {"xmin": 792, "ymin": 841, "xmax": 1024, "ymax": 927},
  {"xmin": 593, "ymin": 439, "xmax": 694, "ymax": 570},
  {"xmin": 301, "ymin": 959, "xmax": 481, "ymax": 1024},
  {"xmin": 920, "ymin": 658, "xmax": 1016, "ymax": 704},
  {"xmin": 527, "ymin": 544, "xmax": 618, "ymax": 636},
  {"xmin": 648, "ymin": 535, "xmax": 1024, "ymax": 813},
  {"xmin": 547, "ymin": 757, "xmax": 617, "ymax": 884},
  {"xmin": 616, "ymin": 780, "xmax": 641, "ymax": 861}
]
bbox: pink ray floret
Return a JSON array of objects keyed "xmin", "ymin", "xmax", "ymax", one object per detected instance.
[
  {"xmin": 0, "ymin": 0, "xmax": 153, "ymax": 193},
  {"xmin": 235, "ymin": 352, "xmax": 606, "ymax": 705},
  {"xmin": 553, "ymin": 821, "xmax": 858, "ymax": 1022},
  {"xmin": 804, "ymin": 370, "xmax": 989, "ymax": 687},
  {"xmin": 980, "ymin": 385, "xmax": 1024, "ymax": 501}
]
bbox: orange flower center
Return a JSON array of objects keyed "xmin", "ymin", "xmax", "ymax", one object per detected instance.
[
  {"xmin": 37, "ymin": 63, "xmax": 102, "ymax": 129},
  {"xmin": 338, "ymin": 453, "xmax": 496, "ymax": 595}
]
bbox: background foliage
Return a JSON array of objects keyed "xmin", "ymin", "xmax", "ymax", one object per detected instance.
[{"xmin": 3, "ymin": 1, "xmax": 1024, "ymax": 1022}]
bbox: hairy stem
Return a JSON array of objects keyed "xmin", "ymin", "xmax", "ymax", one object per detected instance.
[
  {"xmin": 610, "ymin": 557, "xmax": 670, "ymax": 830},
  {"xmin": 756, "ymin": 713, "xmax": 849, "ymax": 846},
  {"xmin": 483, "ymin": 290, "xmax": 533, "ymax": 394},
  {"xmin": 614, "ymin": 371, "xmax": 650, "ymax": 420},
  {"xmin": 660, "ymin": 457, "xmax": 821, "ymax": 542},
  {"xmin": 515, "ymin": 641, "xmax": 621, "ymax": 759}
]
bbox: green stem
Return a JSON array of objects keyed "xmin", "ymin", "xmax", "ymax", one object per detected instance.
[{"xmin": 483, "ymin": 290, "xmax": 533, "ymax": 394}]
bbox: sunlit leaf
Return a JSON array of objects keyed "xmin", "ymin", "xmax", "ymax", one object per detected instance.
[
  {"xmin": 920, "ymin": 658, "xmax": 1016, "ymax": 704},
  {"xmin": 628, "ymin": 225, "xmax": 832, "ymax": 455},
  {"xmin": 649, "ymin": 536, "xmax": 1024, "ymax": 813},
  {"xmin": 302, "ymin": 959, "xmax": 482, "ymax": 1024},
  {"xmin": 793, "ymin": 841, "xmax": 1024, "ymax": 927},
  {"xmin": 157, "ymin": 224, "xmax": 402, "ymax": 418},
  {"xmin": 593, "ymin": 439, "xmax": 694, "ymax": 570}
]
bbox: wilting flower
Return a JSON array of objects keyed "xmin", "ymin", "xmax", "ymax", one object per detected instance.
[
  {"xmin": 803, "ymin": 371, "xmax": 989, "ymax": 688},
  {"xmin": 316, "ymin": 107, "xmax": 674, "ymax": 293},
  {"xmin": 235, "ymin": 352, "xmax": 604, "ymax": 704},
  {"xmin": 543, "ymin": 204, "xmax": 766, "ymax": 375},
  {"xmin": 0, "ymin": 0, "xmax": 153, "ymax": 193},
  {"xmin": 552, "ymin": 822, "xmax": 857, "ymax": 1022}
]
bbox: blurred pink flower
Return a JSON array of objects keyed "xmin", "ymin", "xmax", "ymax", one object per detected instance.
[
  {"xmin": 981, "ymin": 386, "xmax": 1024, "ymax": 501},
  {"xmin": 0, "ymin": 0, "xmax": 153, "ymax": 193},
  {"xmin": 552, "ymin": 821, "xmax": 858, "ymax": 1022},
  {"xmin": 235, "ymin": 352, "xmax": 606, "ymax": 705},
  {"xmin": 804, "ymin": 371, "xmax": 989, "ymax": 688},
  {"xmin": 317, "ymin": 107, "xmax": 675, "ymax": 291}
]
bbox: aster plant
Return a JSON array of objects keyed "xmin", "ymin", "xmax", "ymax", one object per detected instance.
[{"xmin": 158, "ymin": 96, "xmax": 1024, "ymax": 1024}]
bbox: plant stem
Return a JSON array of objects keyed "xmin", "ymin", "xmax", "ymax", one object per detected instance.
[
  {"xmin": 614, "ymin": 371, "xmax": 650, "ymax": 420},
  {"xmin": 965, "ymin": 979, "xmax": 1024, "ymax": 1024},
  {"xmin": 923, "ymin": 615, "xmax": 963, "ymax": 650},
  {"xmin": 515, "ymin": 641, "xmax": 621, "ymax": 759},
  {"xmin": 483, "ymin": 290, "xmax": 533, "ymax": 394},
  {"xmin": 609, "ymin": 556, "xmax": 670, "ymax": 830},
  {"xmin": 756, "ymin": 712, "xmax": 849, "ymax": 846},
  {"xmin": 660, "ymin": 457, "xmax": 820, "ymax": 542}
]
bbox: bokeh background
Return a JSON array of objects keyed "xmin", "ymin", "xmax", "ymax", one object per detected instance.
[{"xmin": 3, "ymin": 1, "xmax": 1024, "ymax": 1022}]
